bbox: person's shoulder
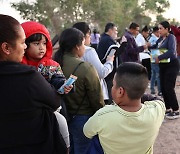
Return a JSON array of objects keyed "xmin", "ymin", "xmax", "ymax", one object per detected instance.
[
  {"xmin": 0, "ymin": 61, "xmax": 36, "ymax": 75},
  {"xmin": 136, "ymin": 33, "xmax": 143, "ymax": 39},
  {"xmin": 10, "ymin": 63, "xmax": 41, "ymax": 80},
  {"xmin": 169, "ymin": 33, "xmax": 176, "ymax": 40},
  {"xmin": 85, "ymin": 46, "xmax": 96, "ymax": 52},
  {"xmin": 136, "ymin": 33, "xmax": 145, "ymax": 42},
  {"xmin": 149, "ymin": 34, "xmax": 157, "ymax": 41},
  {"xmin": 100, "ymin": 33, "xmax": 111, "ymax": 40},
  {"xmin": 73, "ymin": 60, "xmax": 97, "ymax": 80},
  {"xmin": 124, "ymin": 31, "xmax": 133, "ymax": 39},
  {"xmin": 84, "ymin": 46, "xmax": 97, "ymax": 59},
  {"xmin": 16, "ymin": 62, "xmax": 37, "ymax": 74},
  {"xmin": 136, "ymin": 33, "xmax": 141, "ymax": 38},
  {"xmin": 70, "ymin": 58, "xmax": 92, "ymax": 72},
  {"xmin": 144, "ymin": 100, "xmax": 166, "ymax": 111},
  {"xmin": 81, "ymin": 60, "xmax": 95, "ymax": 70},
  {"xmin": 21, "ymin": 63, "xmax": 36, "ymax": 69},
  {"xmin": 42, "ymin": 59, "xmax": 60, "ymax": 67},
  {"xmin": 94, "ymin": 105, "xmax": 118, "ymax": 117},
  {"xmin": 144, "ymin": 99, "xmax": 164, "ymax": 105}
]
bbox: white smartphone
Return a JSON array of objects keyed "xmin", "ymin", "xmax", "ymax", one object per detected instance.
[
  {"xmin": 108, "ymin": 49, "xmax": 116, "ymax": 57},
  {"xmin": 58, "ymin": 74, "xmax": 77, "ymax": 94}
]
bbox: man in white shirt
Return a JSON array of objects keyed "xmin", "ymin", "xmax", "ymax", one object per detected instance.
[
  {"xmin": 149, "ymin": 26, "xmax": 161, "ymax": 95},
  {"xmin": 135, "ymin": 25, "xmax": 151, "ymax": 80}
]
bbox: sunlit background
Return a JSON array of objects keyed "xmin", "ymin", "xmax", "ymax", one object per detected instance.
[{"xmin": 0, "ymin": 0, "xmax": 180, "ymax": 23}]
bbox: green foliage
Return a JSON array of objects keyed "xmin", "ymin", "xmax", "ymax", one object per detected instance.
[
  {"xmin": 11, "ymin": 0, "xmax": 174, "ymax": 36},
  {"xmin": 156, "ymin": 15, "xmax": 180, "ymax": 26},
  {"xmin": 170, "ymin": 19, "xmax": 180, "ymax": 26},
  {"xmin": 141, "ymin": 0, "xmax": 170, "ymax": 14},
  {"xmin": 156, "ymin": 14, "xmax": 167, "ymax": 23}
]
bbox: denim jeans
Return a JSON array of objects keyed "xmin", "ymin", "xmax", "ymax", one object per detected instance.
[
  {"xmin": 68, "ymin": 115, "xmax": 91, "ymax": 154},
  {"xmin": 150, "ymin": 63, "xmax": 161, "ymax": 93}
]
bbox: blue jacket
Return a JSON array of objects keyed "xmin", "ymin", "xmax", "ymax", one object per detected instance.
[{"xmin": 150, "ymin": 34, "xmax": 177, "ymax": 61}]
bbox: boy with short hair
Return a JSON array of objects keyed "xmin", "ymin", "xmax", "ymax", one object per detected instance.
[{"xmin": 83, "ymin": 62, "xmax": 165, "ymax": 154}]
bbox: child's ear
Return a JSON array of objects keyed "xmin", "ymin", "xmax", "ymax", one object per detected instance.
[
  {"xmin": 119, "ymin": 87, "xmax": 125, "ymax": 97},
  {"xmin": 115, "ymin": 87, "xmax": 125, "ymax": 105},
  {"xmin": 1, "ymin": 42, "xmax": 12, "ymax": 55},
  {"xmin": 75, "ymin": 45, "xmax": 80, "ymax": 51}
]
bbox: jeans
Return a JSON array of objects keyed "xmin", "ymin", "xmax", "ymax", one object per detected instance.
[
  {"xmin": 150, "ymin": 63, "xmax": 161, "ymax": 93},
  {"xmin": 68, "ymin": 115, "xmax": 91, "ymax": 154}
]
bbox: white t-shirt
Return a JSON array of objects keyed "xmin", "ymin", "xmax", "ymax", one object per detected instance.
[{"xmin": 135, "ymin": 33, "xmax": 151, "ymax": 61}]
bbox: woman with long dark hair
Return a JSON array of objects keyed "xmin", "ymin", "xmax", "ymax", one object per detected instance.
[
  {"xmin": 72, "ymin": 22, "xmax": 114, "ymax": 104},
  {"xmin": 151, "ymin": 21, "xmax": 179, "ymax": 119},
  {"xmin": 54, "ymin": 28, "xmax": 104, "ymax": 154}
]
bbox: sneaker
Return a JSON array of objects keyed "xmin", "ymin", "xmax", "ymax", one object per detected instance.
[
  {"xmin": 165, "ymin": 109, "xmax": 172, "ymax": 115},
  {"xmin": 166, "ymin": 111, "xmax": 180, "ymax": 120}
]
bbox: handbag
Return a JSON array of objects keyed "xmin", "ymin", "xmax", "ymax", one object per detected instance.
[{"xmin": 60, "ymin": 62, "xmax": 86, "ymax": 122}]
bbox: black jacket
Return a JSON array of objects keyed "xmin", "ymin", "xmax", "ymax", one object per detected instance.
[
  {"xmin": 0, "ymin": 61, "xmax": 66, "ymax": 154},
  {"xmin": 97, "ymin": 33, "xmax": 125, "ymax": 81}
]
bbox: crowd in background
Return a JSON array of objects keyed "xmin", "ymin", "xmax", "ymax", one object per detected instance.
[{"xmin": 0, "ymin": 13, "xmax": 180, "ymax": 154}]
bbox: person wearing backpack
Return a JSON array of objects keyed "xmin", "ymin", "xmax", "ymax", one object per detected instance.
[{"xmin": 54, "ymin": 28, "xmax": 104, "ymax": 154}]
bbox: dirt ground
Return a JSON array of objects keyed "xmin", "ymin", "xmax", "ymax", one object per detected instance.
[{"xmin": 151, "ymin": 76, "xmax": 180, "ymax": 154}]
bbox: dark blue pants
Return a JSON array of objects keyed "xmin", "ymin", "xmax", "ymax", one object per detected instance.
[
  {"xmin": 68, "ymin": 115, "xmax": 91, "ymax": 154},
  {"xmin": 151, "ymin": 63, "xmax": 161, "ymax": 93}
]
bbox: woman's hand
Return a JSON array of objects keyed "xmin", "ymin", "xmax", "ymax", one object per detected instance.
[
  {"xmin": 64, "ymin": 85, "xmax": 73, "ymax": 94},
  {"xmin": 106, "ymin": 55, "xmax": 115, "ymax": 62}
]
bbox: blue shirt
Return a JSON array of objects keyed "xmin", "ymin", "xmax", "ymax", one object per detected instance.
[{"xmin": 149, "ymin": 33, "xmax": 159, "ymax": 45}]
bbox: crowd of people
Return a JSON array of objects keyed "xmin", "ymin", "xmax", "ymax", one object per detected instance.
[{"xmin": 0, "ymin": 13, "xmax": 179, "ymax": 154}]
